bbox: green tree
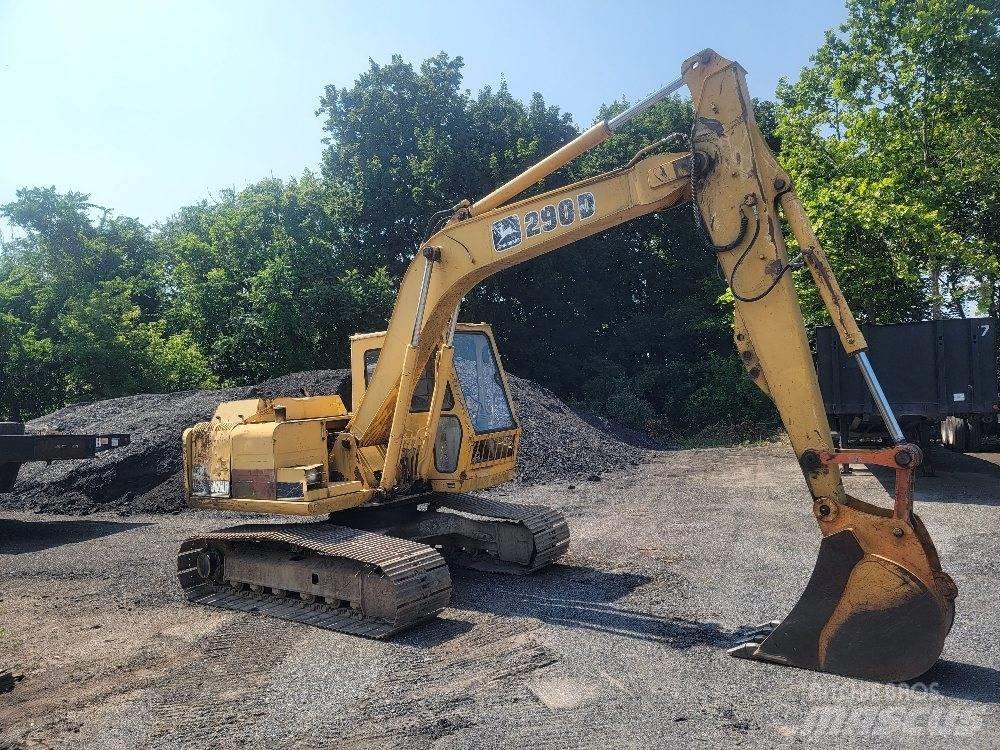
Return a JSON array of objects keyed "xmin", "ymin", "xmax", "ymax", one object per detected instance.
[
  {"xmin": 1, "ymin": 53, "xmax": 789, "ymax": 439},
  {"xmin": 158, "ymin": 174, "xmax": 396, "ymax": 384},
  {"xmin": 776, "ymin": 0, "xmax": 1000, "ymax": 324},
  {"xmin": 0, "ymin": 188, "xmax": 216, "ymax": 418}
]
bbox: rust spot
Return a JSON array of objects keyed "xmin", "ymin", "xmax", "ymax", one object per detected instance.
[
  {"xmin": 741, "ymin": 350, "xmax": 754, "ymax": 362},
  {"xmin": 804, "ymin": 246, "xmax": 856, "ymax": 346},
  {"xmin": 748, "ymin": 366, "xmax": 761, "ymax": 379},
  {"xmin": 697, "ymin": 117, "xmax": 725, "ymax": 137},
  {"xmin": 766, "ymin": 259, "xmax": 785, "ymax": 279}
]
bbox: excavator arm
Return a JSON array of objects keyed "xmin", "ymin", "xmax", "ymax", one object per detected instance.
[
  {"xmin": 352, "ymin": 48, "xmax": 956, "ymax": 681},
  {"xmin": 352, "ymin": 50, "xmax": 881, "ymax": 505},
  {"xmin": 682, "ymin": 51, "xmax": 955, "ymax": 680}
]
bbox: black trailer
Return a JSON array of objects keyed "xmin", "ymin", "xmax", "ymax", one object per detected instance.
[
  {"xmin": 0, "ymin": 422, "xmax": 130, "ymax": 492},
  {"xmin": 815, "ymin": 318, "xmax": 999, "ymax": 457}
]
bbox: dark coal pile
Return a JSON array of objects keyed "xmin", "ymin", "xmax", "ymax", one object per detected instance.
[
  {"xmin": 2, "ymin": 370, "xmax": 650, "ymax": 516},
  {"xmin": 506, "ymin": 375, "xmax": 652, "ymax": 484}
]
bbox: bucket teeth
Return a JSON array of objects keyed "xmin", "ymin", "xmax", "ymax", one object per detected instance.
[
  {"xmin": 728, "ymin": 642, "xmax": 763, "ymax": 659},
  {"xmin": 731, "ymin": 620, "xmax": 781, "ymax": 647},
  {"xmin": 728, "ymin": 621, "xmax": 781, "ymax": 657}
]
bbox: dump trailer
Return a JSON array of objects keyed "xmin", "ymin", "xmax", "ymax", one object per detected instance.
[
  {"xmin": 0, "ymin": 421, "xmax": 130, "ymax": 492},
  {"xmin": 817, "ymin": 318, "xmax": 999, "ymax": 456},
  {"xmin": 178, "ymin": 48, "xmax": 958, "ymax": 682}
]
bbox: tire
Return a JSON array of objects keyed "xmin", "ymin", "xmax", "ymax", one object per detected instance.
[
  {"xmin": 940, "ymin": 417, "xmax": 956, "ymax": 450},
  {"xmin": 966, "ymin": 417, "xmax": 983, "ymax": 453},
  {"xmin": 953, "ymin": 418, "xmax": 969, "ymax": 452}
]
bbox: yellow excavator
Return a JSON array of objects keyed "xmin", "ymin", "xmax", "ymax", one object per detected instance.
[{"xmin": 178, "ymin": 49, "xmax": 956, "ymax": 682}]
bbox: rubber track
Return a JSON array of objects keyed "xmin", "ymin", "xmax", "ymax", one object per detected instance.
[
  {"xmin": 428, "ymin": 493, "xmax": 570, "ymax": 573},
  {"xmin": 178, "ymin": 523, "xmax": 452, "ymax": 638}
]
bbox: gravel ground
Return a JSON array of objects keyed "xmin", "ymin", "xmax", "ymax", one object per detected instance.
[
  {"xmin": 1, "ymin": 443, "xmax": 997, "ymax": 749},
  {"xmin": 1, "ymin": 372, "xmax": 650, "ymax": 516}
]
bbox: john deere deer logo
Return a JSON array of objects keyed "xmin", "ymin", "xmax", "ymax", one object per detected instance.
[{"xmin": 491, "ymin": 215, "xmax": 522, "ymax": 252}]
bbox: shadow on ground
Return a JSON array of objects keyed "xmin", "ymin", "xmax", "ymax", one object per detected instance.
[
  {"xmin": 914, "ymin": 660, "xmax": 1000, "ymax": 704},
  {"xmin": 920, "ymin": 448, "xmax": 1000, "ymax": 476},
  {"xmin": 437, "ymin": 563, "xmax": 1000, "ymax": 700},
  {"xmin": 0, "ymin": 518, "xmax": 148, "ymax": 554},
  {"xmin": 851, "ymin": 449, "xmax": 1000, "ymax": 507},
  {"xmin": 394, "ymin": 617, "xmax": 477, "ymax": 648},
  {"xmin": 447, "ymin": 562, "xmax": 734, "ymax": 648}
]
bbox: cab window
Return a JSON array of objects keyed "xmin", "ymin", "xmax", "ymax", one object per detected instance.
[
  {"xmin": 410, "ymin": 357, "xmax": 435, "ymax": 413},
  {"xmin": 363, "ymin": 348, "xmax": 380, "ymax": 386},
  {"xmin": 452, "ymin": 332, "xmax": 515, "ymax": 433}
]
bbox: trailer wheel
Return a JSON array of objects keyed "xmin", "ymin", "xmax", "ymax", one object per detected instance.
[
  {"xmin": 941, "ymin": 416, "xmax": 967, "ymax": 451},
  {"xmin": 966, "ymin": 417, "xmax": 983, "ymax": 452},
  {"xmin": 954, "ymin": 418, "xmax": 969, "ymax": 452},
  {"xmin": 940, "ymin": 417, "xmax": 954, "ymax": 450}
]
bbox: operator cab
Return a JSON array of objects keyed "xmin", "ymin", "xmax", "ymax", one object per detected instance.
[{"xmin": 349, "ymin": 323, "xmax": 520, "ymax": 493}]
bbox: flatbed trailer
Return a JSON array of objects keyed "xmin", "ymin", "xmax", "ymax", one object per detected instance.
[{"xmin": 0, "ymin": 421, "xmax": 130, "ymax": 492}]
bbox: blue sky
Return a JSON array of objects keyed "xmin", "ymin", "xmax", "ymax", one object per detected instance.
[{"xmin": 0, "ymin": 1, "xmax": 847, "ymax": 224}]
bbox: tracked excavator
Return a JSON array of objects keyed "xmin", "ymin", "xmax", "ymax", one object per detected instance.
[{"xmin": 178, "ymin": 49, "xmax": 956, "ymax": 681}]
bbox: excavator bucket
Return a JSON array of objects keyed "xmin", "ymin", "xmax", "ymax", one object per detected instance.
[
  {"xmin": 730, "ymin": 524, "xmax": 955, "ymax": 681},
  {"xmin": 729, "ymin": 451, "xmax": 957, "ymax": 682}
]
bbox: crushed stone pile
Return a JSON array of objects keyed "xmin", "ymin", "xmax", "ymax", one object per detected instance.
[
  {"xmin": 506, "ymin": 375, "xmax": 653, "ymax": 483},
  {"xmin": 2, "ymin": 371, "xmax": 651, "ymax": 516}
]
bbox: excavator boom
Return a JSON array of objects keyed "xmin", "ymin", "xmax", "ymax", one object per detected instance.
[{"xmin": 178, "ymin": 49, "xmax": 955, "ymax": 682}]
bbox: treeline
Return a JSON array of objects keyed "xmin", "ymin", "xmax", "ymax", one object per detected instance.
[{"xmin": 1, "ymin": 0, "xmax": 997, "ymax": 438}]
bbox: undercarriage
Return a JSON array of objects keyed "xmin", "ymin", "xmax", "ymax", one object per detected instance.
[{"xmin": 178, "ymin": 494, "xmax": 569, "ymax": 637}]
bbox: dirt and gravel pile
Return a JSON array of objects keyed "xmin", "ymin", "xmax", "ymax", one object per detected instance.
[
  {"xmin": 506, "ymin": 375, "xmax": 652, "ymax": 483},
  {"xmin": 1, "ymin": 371, "xmax": 651, "ymax": 516}
]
